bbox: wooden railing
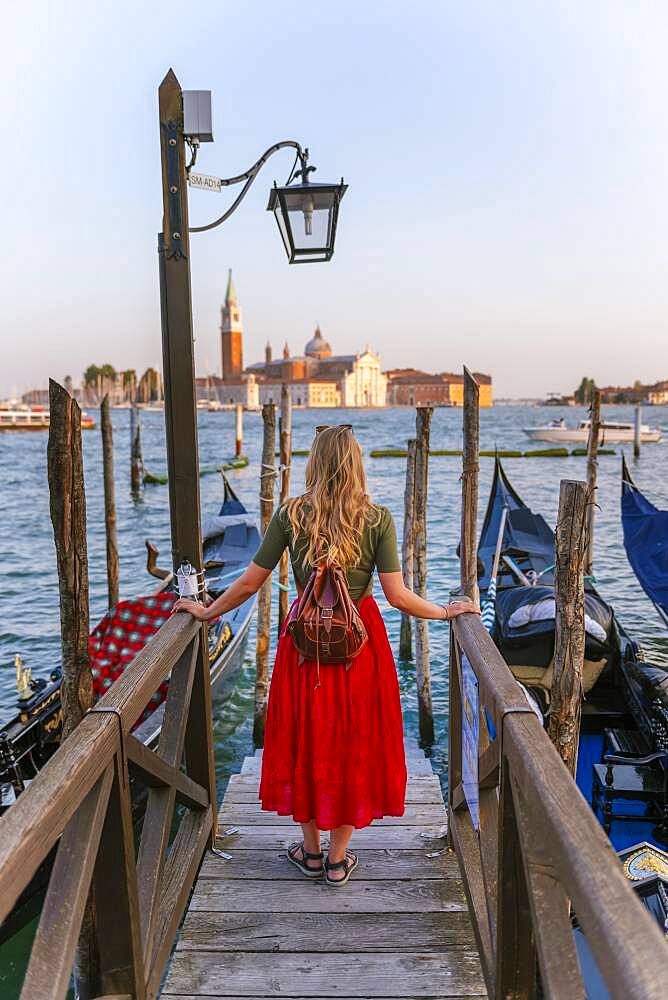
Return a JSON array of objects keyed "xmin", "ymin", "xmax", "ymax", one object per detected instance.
[
  {"xmin": 0, "ymin": 613, "xmax": 217, "ymax": 1000},
  {"xmin": 449, "ymin": 613, "xmax": 667, "ymax": 1000}
]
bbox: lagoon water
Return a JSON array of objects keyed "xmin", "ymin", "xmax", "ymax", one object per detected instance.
[
  {"xmin": 2, "ymin": 404, "xmax": 667, "ymax": 779},
  {"xmin": 0, "ymin": 403, "xmax": 667, "ymax": 993}
]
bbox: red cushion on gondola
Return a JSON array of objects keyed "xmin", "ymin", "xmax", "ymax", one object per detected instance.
[{"xmin": 89, "ymin": 592, "xmax": 176, "ymax": 727}]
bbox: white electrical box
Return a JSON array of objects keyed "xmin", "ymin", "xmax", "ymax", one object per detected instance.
[{"xmin": 183, "ymin": 90, "xmax": 213, "ymax": 143}]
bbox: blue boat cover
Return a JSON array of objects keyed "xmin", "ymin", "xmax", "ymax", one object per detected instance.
[{"xmin": 622, "ymin": 478, "xmax": 668, "ymax": 624}]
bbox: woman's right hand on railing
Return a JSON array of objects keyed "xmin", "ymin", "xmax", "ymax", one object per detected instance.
[{"xmin": 445, "ymin": 599, "xmax": 481, "ymax": 620}]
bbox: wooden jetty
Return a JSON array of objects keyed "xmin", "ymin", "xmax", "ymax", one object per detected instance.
[
  {"xmin": 2, "ymin": 66, "xmax": 668, "ymax": 1000},
  {"xmin": 162, "ymin": 737, "xmax": 486, "ymax": 1000}
]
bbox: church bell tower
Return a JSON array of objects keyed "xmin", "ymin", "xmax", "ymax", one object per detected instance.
[{"xmin": 221, "ymin": 269, "xmax": 243, "ymax": 379}]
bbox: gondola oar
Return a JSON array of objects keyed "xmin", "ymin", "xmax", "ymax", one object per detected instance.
[{"xmin": 481, "ymin": 505, "xmax": 509, "ymax": 632}]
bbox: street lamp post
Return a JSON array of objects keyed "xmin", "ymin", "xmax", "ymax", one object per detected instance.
[{"xmin": 156, "ymin": 67, "xmax": 346, "ymax": 826}]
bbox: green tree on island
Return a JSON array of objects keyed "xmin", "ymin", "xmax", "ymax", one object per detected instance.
[{"xmin": 574, "ymin": 377, "xmax": 598, "ymax": 405}]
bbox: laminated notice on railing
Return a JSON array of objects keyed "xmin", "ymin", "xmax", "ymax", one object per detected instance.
[{"xmin": 461, "ymin": 653, "xmax": 480, "ymax": 831}]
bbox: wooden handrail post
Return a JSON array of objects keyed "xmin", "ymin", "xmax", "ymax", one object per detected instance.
[
  {"xmin": 255, "ymin": 402, "xmax": 276, "ymax": 746},
  {"xmin": 414, "ymin": 408, "xmax": 434, "ymax": 745},
  {"xmin": 584, "ymin": 389, "xmax": 600, "ymax": 577},
  {"xmin": 100, "ymin": 395, "xmax": 119, "ymax": 608},
  {"xmin": 461, "ymin": 367, "xmax": 480, "ymax": 606},
  {"xmin": 277, "ymin": 385, "xmax": 292, "ymax": 633},
  {"xmin": 549, "ymin": 480, "xmax": 588, "ymax": 776},
  {"xmin": 399, "ymin": 438, "xmax": 417, "ymax": 660}
]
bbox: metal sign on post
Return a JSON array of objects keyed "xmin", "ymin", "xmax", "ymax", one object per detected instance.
[
  {"xmin": 461, "ymin": 652, "xmax": 480, "ymax": 831},
  {"xmin": 189, "ymin": 172, "xmax": 222, "ymax": 193}
]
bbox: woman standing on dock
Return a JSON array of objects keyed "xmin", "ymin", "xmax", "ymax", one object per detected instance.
[{"xmin": 174, "ymin": 425, "xmax": 475, "ymax": 885}]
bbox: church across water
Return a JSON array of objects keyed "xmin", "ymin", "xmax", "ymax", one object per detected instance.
[{"xmin": 212, "ymin": 271, "xmax": 386, "ymax": 408}]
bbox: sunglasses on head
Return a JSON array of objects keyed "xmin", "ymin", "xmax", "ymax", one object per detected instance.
[{"xmin": 315, "ymin": 424, "xmax": 354, "ymax": 435}]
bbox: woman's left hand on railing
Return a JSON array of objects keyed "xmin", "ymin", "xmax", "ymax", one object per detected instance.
[{"xmin": 172, "ymin": 599, "xmax": 210, "ymax": 621}]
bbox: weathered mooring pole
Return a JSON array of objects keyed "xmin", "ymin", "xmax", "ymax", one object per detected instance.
[
  {"xmin": 130, "ymin": 405, "xmax": 143, "ymax": 492},
  {"xmin": 235, "ymin": 403, "xmax": 244, "ymax": 457},
  {"xmin": 255, "ymin": 402, "xmax": 276, "ymax": 746},
  {"xmin": 414, "ymin": 408, "xmax": 434, "ymax": 746},
  {"xmin": 48, "ymin": 380, "xmax": 94, "ymax": 736},
  {"xmin": 584, "ymin": 388, "xmax": 600, "ymax": 577},
  {"xmin": 100, "ymin": 395, "xmax": 119, "ymax": 608},
  {"xmin": 277, "ymin": 386, "xmax": 292, "ymax": 632},
  {"xmin": 549, "ymin": 479, "xmax": 588, "ymax": 776},
  {"xmin": 460, "ymin": 368, "xmax": 480, "ymax": 606},
  {"xmin": 399, "ymin": 439, "xmax": 417, "ymax": 660},
  {"xmin": 158, "ymin": 68, "xmax": 217, "ymax": 839},
  {"xmin": 47, "ymin": 379, "xmax": 98, "ymax": 997},
  {"xmin": 634, "ymin": 404, "xmax": 642, "ymax": 459}
]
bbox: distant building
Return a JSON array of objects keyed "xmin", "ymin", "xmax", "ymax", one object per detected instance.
[
  {"xmin": 599, "ymin": 380, "xmax": 668, "ymax": 404},
  {"xmin": 216, "ymin": 273, "xmax": 386, "ymax": 407},
  {"xmin": 220, "ymin": 270, "xmax": 243, "ymax": 379},
  {"xmin": 648, "ymin": 381, "xmax": 668, "ymax": 405},
  {"xmin": 384, "ymin": 369, "xmax": 493, "ymax": 407}
]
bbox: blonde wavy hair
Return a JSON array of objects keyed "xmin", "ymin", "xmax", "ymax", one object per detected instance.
[{"xmin": 285, "ymin": 425, "xmax": 380, "ymax": 569}]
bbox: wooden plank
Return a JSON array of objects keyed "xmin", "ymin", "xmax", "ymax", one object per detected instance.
[
  {"xmin": 448, "ymin": 808, "xmax": 494, "ymax": 996},
  {"xmin": 137, "ymin": 636, "xmax": 201, "ymax": 965},
  {"xmin": 176, "ymin": 910, "xmax": 477, "ymax": 952},
  {"xmin": 163, "ymin": 950, "xmax": 486, "ymax": 997},
  {"xmin": 237, "ymin": 757, "xmax": 437, "ymax": 779},
  {"xmin": 162, "ymin": 996, "xmax": 486, "ymax": 999},
  {"xmin": 198, "ymin": 848, "xmax": 461, "ymax": 881},
  {"xmin": 511, "ymin": 770, "xmax": 585, "ymax": 999},
  {"xmin": 224, "ymin": 775, "xmax": 443, "ymax": 805},
  {"xmin": 215, "ymin": 825, "xmax": 448, "ymax": 850},
  {"xmin": 20, "ymin": 766, "xmax": 114, "ymax": 1000},
  {"xmin": 188, "ymin": 878, "xmax": 467, "ymax": 913},
  {"xmin": 125, "ymin": 734, "xmax": 209, "ymax": 811},
  {"xmin": 217, "ymin": 803, "xmax": 448, "ymax": 826},
  {"xmin": 92, "ymin": 755, "xmax": 146, "ymax": 1000},
  {"xmin": 0, "ymin": 712, "xmax": 118, "ymax": 922},
  {"xmin": 147, "ymin": 806, "xmax": 212, "ymax": 999}
]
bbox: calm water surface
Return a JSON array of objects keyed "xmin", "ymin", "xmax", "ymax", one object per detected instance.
[{"xmin": 1, "ymin": 404, "xmax": 667, "ymax": 992}]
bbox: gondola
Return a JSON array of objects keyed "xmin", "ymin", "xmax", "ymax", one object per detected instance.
[
  {"xmin": 621, "ymin": 455, "xmax": 668, "ymax": 628},
  {"xmin": 476, "ymin": 459, "xmax": 668, "ymax": 964},
  {"xmin": 0, "ymin": 475, "xmax": 259, "ymax": 941}
]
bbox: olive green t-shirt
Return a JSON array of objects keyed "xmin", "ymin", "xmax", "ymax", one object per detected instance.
[{"xmin": 252, "ymin": 503, "xmax": 400, "ymax": 600}]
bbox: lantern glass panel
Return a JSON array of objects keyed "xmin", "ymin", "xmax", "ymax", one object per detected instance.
[{"xmin": 268, "ymin": 180, "xmax": 346, "ymax": 263}]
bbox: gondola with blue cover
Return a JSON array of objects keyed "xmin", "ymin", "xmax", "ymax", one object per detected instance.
[
  {"xmin": 477, "ymin": 459, "xmax": 668, "ymax": 972},
  {"xmin": 621, "ymin": 454, "xmax": 668, "ymax": 629}
]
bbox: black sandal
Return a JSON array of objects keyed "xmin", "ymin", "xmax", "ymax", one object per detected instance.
[
  {"xmin": 325, "ymin": 850, "xmax": 358, "ymax": 887},
  {"xmin": 287, "ymin": 842, "xmax": 324, "ymax": 878}
]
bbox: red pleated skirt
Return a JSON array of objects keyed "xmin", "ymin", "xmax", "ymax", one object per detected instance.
[{"xmin": 259, "ymin": 596, "xmax": 407, "ymax": 830}]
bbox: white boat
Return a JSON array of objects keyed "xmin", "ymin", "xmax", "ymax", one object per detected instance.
[
  {"xmin": 523, "ymin": 419, "xmax": 662, "ymax": 445},
  {"xmin": 0, "ymin": 407, "xmax": 96, "ymax": 431}
]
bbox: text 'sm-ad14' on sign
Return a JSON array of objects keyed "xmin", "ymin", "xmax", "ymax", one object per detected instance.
[{"xmin": 189, "ymin": 172, "xmax": 222, "ymax": 192}]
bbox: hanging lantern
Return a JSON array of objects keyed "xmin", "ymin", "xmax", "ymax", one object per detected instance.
[{"xmin": 267, "ymin": 163, "xmax": 347, "ymax": 264}]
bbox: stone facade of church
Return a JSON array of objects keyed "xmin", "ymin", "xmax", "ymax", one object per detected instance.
[{"xmin": 217, "ymin": 272, "xmax": 386, "ymax": 408}]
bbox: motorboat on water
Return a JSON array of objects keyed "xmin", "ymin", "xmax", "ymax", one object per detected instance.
[
  {"xmin": 0, "ymin": 407, "xmax": 96, "ymax": 431},
  {"xmin": 523, "ymin": 418, "xmax": 662, "ymax": 445}
]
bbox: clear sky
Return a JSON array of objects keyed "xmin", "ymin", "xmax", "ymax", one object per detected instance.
[{"xmin": 2, "ymin": 1, "xmax": 667, "ymax": 399}]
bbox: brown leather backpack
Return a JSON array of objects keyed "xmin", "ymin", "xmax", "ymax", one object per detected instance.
[{"xmin": 286, "ymin": 563, "xmax": 368, "ymax": 676}]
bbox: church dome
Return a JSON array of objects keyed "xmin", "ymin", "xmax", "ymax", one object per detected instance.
[{"xmin": 304, "ymin": 325, "xmax": 332, "ymax": 359}]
